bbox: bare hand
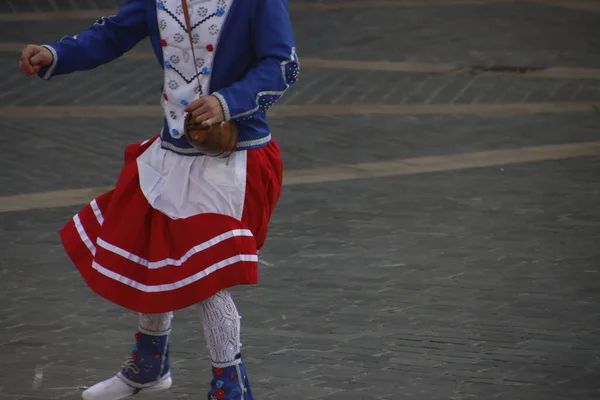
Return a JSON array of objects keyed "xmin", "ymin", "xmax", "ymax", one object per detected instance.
[
  {"xmin": 184, "ymin": 95, "xmax": 225, "ymax": 127},
  {"xmin": 20, "ymin": 45, "xmax": 53, "ymax": 77}
]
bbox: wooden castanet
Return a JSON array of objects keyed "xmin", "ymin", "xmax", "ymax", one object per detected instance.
[{"xmin": 184, "ymin": 113, "xmax": 238, "ymax": 154}]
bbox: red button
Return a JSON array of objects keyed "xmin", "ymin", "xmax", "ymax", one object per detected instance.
[
  {"xmin": 206, "ymin": 44, "xmax": 214, "ymax": 52},
  {"xmin": 161, "ymin": 39, "xmax": 168, "ymax": 47}
]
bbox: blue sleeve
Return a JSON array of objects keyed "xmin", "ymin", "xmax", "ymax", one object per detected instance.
[
  {"xmin": 213, "ymin": 0, "xmax": 300, "ymax": 121},
  {"xmin": 38, "ymin": 0, "xmax": 148, "ymax": 80}
]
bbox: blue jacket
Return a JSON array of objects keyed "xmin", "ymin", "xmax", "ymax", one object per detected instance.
[{"xmin": 39, "ymin": 0, "xmax": 299, "ymax": 155}]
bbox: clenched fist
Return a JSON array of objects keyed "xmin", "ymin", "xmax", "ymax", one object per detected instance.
[
  {"xmin": 19, "ymin": 45, "xmax": 53, "ymax": 77},
  {"xmin": 184, "ymin": 95, "xmax": 225, "ymax": 127}
]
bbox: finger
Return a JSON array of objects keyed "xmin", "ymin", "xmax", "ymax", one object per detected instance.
[
  {"xmin": 21, "ymin": 57, "xmax": 34, "ymax": 74},
  {"xmin": 19, "ymin": 62, "xmax": 35, "ymax": 77},
  {"xmin": 202, "ymin": 118, "xmax": 216, "ymax": 127},
  {"xmin": 30, "ymin": 52, "xmax": 47, "ymax": 66},
  {"xmin": 195, "ymin": 111, "xmax": 213, "ymax": 124},
  {"xmin": 20, "ymin": 47, "xmax": 37, "ymax": 74},
  {"xmin": 21, "ymin": 59, "xmax": 40, "ymax": 73},
  {"xmin": 204, "ymin": 112, "xmax": 224, "ymax": 126},
  {"xmin": 200, "ymin": 113, "xmax": 224, "ymax": 127},
  {"xmin": 20, "ymin": 46, "xmax": 36, "ymax": 63},
  {"xmin": 184, "ymin": 97, "xmax": 206, "ymax": 113},
  {"xmin": 183, "ymin": 99, "xmax": 199, "ymax": 113},
  {"xmin": 191, "ymin": 104, "xmax": 211, "ymax": 118}
]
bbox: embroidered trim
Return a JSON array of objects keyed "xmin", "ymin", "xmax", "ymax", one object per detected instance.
[
  {"xmin": 160, "ymin": 133, "xmax": 272, "ymax": 155},
  {"xmin": 213, "ymin": 92, "xmax": 231, "ymax": 121},
  {"xmin": 159, "ymin": 5, "xmax": 187, "ymax": 31},
  {"xmin": 90, "ymin": 199, "xmax": 104, "ymax": 225},
  {"xmin": 90, "ymin": 255, "xmax": 257, "ymax": 293},
  {"xmin": 74, "ymin": 214, "xmax": 96, "ymax": 255},
  {"xmin": 191, "ymin": 13, "xmax": 218, "ymax": 31},
  {"xmin": 159, "ymin": 0, "xmax": 231, "ymax": 141},
  {"xmin": 160, "ymin": 4, "xmax": 218, "ymax": 34},
  {"xmin": 117, "ymin": 371, "xmax": 172, "ymax": 389},
  {"xmin": 160, "ymin": 140, "xmax": 208, "ymax": 155},
  {"xmin": 238, "ymin": 133, "xmax": 272, "ymax": 148},
  {"xmin": 236, "ymin": 364, "xmax": 246, "ymax": 393},
  {"xmin": 41, "ymin": 45, "xmax": 58, "ymax": 80},
  {"xmin": 169, "ymin": 63, "xmax": 203, "ymax": 84},
  {"xmin": 138, "ymin": 327, "xmax": 172, "ymax": 336},
  {"xmin": 212, "ymin": 358, "xmax": 242, "ymax": 369},
  {"xmin": 230, "ymin": 48, "xmax": 299, "ymax": 120},
  {"xmin": 158, "ymin": 335, "xmax": 170, "ymax": 382},
  {"xmin": 94, "ymin": 15, "xmax": 114, "ymax": 26},
  {"xmin": 97, "ymin": 229, "xmax": 253, "ymax": 269}
]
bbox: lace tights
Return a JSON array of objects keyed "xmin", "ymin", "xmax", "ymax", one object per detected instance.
[{"xmin": 138, "ymin": 289, "xmax": 241, "ymax": 364}]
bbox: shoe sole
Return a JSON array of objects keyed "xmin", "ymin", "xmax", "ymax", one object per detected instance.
[{"xmin": 82, "ymin": 376, "xmax": 173, "ymax": 400}]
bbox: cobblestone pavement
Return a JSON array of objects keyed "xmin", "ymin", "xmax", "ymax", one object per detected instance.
[{"xmin": 1, "ymin": 1, "xmax": 600, "ymax": 399}]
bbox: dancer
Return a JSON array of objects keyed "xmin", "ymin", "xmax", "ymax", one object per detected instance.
[{"xmin": 19, "ymin": 0, "xmax": 299, "ymax": 398}]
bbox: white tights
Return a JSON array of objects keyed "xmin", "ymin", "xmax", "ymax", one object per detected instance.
[{"xmin": 138, "ymin": 289, "xmax": 242, "ymax": 364}]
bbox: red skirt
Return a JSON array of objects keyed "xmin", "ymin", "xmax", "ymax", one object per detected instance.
[{"xmin": 60, "ymin": 136, "xmax": 283, "ymax": 313}]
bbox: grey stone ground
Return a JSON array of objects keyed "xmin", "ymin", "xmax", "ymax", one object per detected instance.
[{"xmin": 1, "ymin": 1, "xmax": 600, "ymax": 399}]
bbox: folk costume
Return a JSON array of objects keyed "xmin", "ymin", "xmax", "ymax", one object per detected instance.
[{"xmin": 37, "ymin": 0, "xmax": 299, "ymax": 398}]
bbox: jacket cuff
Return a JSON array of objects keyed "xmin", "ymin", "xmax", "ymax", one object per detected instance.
[
  {"xmin": 212, "ymin": 91, "xmax": 231, "ymax": 122},
  {"xmin": 37, "ymin": 45, "xmax": 58, "ymax": 81}
]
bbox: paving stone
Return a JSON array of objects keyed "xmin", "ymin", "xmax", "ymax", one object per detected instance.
[
  {"xmin": 2, "ymin": 155, "xmax": 600, "ymax": 398},
  {"xmin": 2, "ymin": 113, "xmax": 600, "ymax": 196},
  {"xmin": 288, "ymin": 2, "xmax": 600, "ymax": 68},
  {"xmin": 2, "ymin": 1, "xmax": 600, "ymax": 399},
  {"xmin": 0, "ymin": 0, "xmax": 122, "ymax": 13},
  {"xmin": 2, "ymin": 1, "xmax": 600, "ymax": 68},
  {"xmin": 5, "ymin": 54, "xmax": 600, "ymax": 108}
]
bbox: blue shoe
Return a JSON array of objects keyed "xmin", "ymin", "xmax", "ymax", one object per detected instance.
[
  {"xmin": 82, "ymin": 328, "xmax": 172, "ymax": 399},
  {"xmin": 119, "ymin": 328, "xmax": 171, "ymax": 387},
  {"xmin": 208, "ymin": 354, "xmax": 253, "ymax": 400}
]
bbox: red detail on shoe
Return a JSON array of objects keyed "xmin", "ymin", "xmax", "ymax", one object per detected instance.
[
  {"xmin": 135, "ymin": 332, "xmax": 141, "ymax": 341},
  {"xmin": 163, "ymin": 93, "xmax": 168, "ymax": 101},
  {"xmin": 154, "ymin": 354, "xmax": 161, "ymax": 359},
  {"xmin": 214, "ymin": 368, "xmax": 223, "ymax": 376},
  {"xmin": 206, "ymin": 44, "xmax": 214, "ymax": 52},
  {"xmin": 161, "ymin": 39, "xmax": 168, "ymax": 47},
  {"xmin": 216, "ymin": 389, "xmax": 225, "ymax": 399},
  {"xmin": 131, "ymin": 353, "xmax": 138, "ymax": 361}
]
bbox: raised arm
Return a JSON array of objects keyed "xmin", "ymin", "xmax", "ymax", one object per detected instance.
[{"xmin": 37, "ymin": 0, "xmax": 148, "ymax": 80}]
